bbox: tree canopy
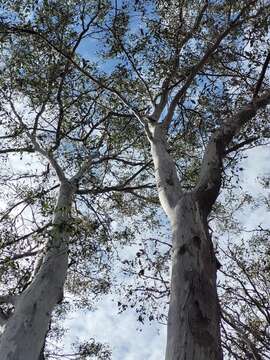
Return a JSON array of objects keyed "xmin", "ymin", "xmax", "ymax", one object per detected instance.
[{"xmin": 0, "ymin": 0, "xmax": 269, "ymax": 359}]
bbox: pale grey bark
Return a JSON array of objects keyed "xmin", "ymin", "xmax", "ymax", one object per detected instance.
[
  {"xmin": 166, "ymin": 194, "xmax": 222, "ymax": 360},
  {"xmin": 0, "ymin": 181, "xmax": 75, "ymax": 360},
  {"xmin": 149, "ymin": 123, "xmax": 182, "ymax": 219},
  {"xmin": 148, "ymin": 91, "xmax": 270, "ymax": 360},
  {"xmin": 149, "ymin": 124, "xmax": 222, "ymax": 360},
  {"xmin": 0, "ymin": 96, "xmax": 95, "ymax": 359}
]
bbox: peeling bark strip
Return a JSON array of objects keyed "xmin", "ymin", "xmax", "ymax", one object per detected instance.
[{"xmin": 0, "ymin": 182, "xmax": 75, "ymax": 360}]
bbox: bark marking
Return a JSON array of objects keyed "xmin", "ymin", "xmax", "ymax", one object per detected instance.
[
  {"xmin": 179, "ymin": 244, "xmax": 187, "ymax": 255},
  {"xmin": 193, "ymin": 236, "xmax": 201, "ymax": 249}
]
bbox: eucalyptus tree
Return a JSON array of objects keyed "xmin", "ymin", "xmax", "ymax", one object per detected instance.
[
  {"xmin": 0, "ymin": 2, "xmax": 156, "ymax": 359},
  {"xmin": 1, "ymin": 0, "xmax": 270, "ymax": 359},
  {"xmin": 126, "ymin": 1, "xmax": 270, "ymax": 356}
]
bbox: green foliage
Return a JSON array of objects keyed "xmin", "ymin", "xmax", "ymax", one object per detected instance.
[
  {"xmin": 0, "ymin": 0, "xmax": 269, "ymax": 358},
  {"xmin": 219, "ymin": 231, "xmax": 270, "ymax": 359}
]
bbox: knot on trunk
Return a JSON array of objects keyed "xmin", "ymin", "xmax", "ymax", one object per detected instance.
[
  {"xmin": 179, "ymin": 244, "xmax": 187, "ymax": 255},
  {"xmin": 193, "ymin": 236, "xmax": 201, "ymax": 249}
]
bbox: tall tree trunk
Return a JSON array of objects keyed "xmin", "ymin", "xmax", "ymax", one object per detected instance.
[
  {"xmin": 0, "ymin": 181, "xmax": 75, "ymax": 360},
  {"xmin": 165, "ymin": 193, "xmax": 222, "ymax": 360},
  {"xmin": 147, "ymin": 92, "xmax": 270, "ymax": 360},
  {"xmin": 149, "ymin": 124, "xmax": 222, "ymax": 359}
]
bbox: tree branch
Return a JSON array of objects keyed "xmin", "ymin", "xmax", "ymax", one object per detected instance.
[
  {"xmin": 162, "ymin": 2, "xmax": 264, "ymax": 129},
  {"xmin": 0, "ymin": 24, "xmax": 145, "ymax": 126},
  {"xmin": 225, "ymin": 136, "xmax": 260, "ymax": 154},
  {"xmin": 110, "ymin": 27, "xmax": 154, "ymax": 105},
  {"xmin": 70, "ymin": 156, "xmax": 93, "ymax": 184},
  {"xmin": 150, "ymin": 1, "xmax": 208, "ymax": 122},
  {"xmin": 148, "ymin": 124, "xmax": 182, "ymax": 219},
  {"xmin": 77, "ymin": 160, "xmax": 152, "ymax": 194},
  {"xmin": 0, "ymin": 250, "xmax": 39, "ymax": 265},
  {"xmin": 7, "ymin": 99, "xmax": 67, "ymax": 182},
  {"xmin": 253, "ymin": 51, "xmax": 270, "ymax": 99},
  {"xmin": 0, "ymin": 147, "xmax": 34, "ymax": 154},
  {"xmin": 77, "ymin": 183, "xmax": 154, "ymax": 195},
  {"xmin": 195, "ymin": 90, "xmax": 270, "ymax": 214}
]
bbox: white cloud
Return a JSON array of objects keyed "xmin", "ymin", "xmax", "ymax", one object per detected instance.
[{"xmin": 64, "ymin": 296, "xmax": 166, "ymax": 359}]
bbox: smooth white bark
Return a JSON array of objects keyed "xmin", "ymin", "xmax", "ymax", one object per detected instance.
[
  {"xmin": 0, "ymin": 181, "xmax": 75, "ymax": 360},
  {"xmin": 149, "ymin": 123, "xmax": 182, "ymax": 220},
  {"xmin": 150, "ymin": 125, "xmax": 222, "ymax": 359}
]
